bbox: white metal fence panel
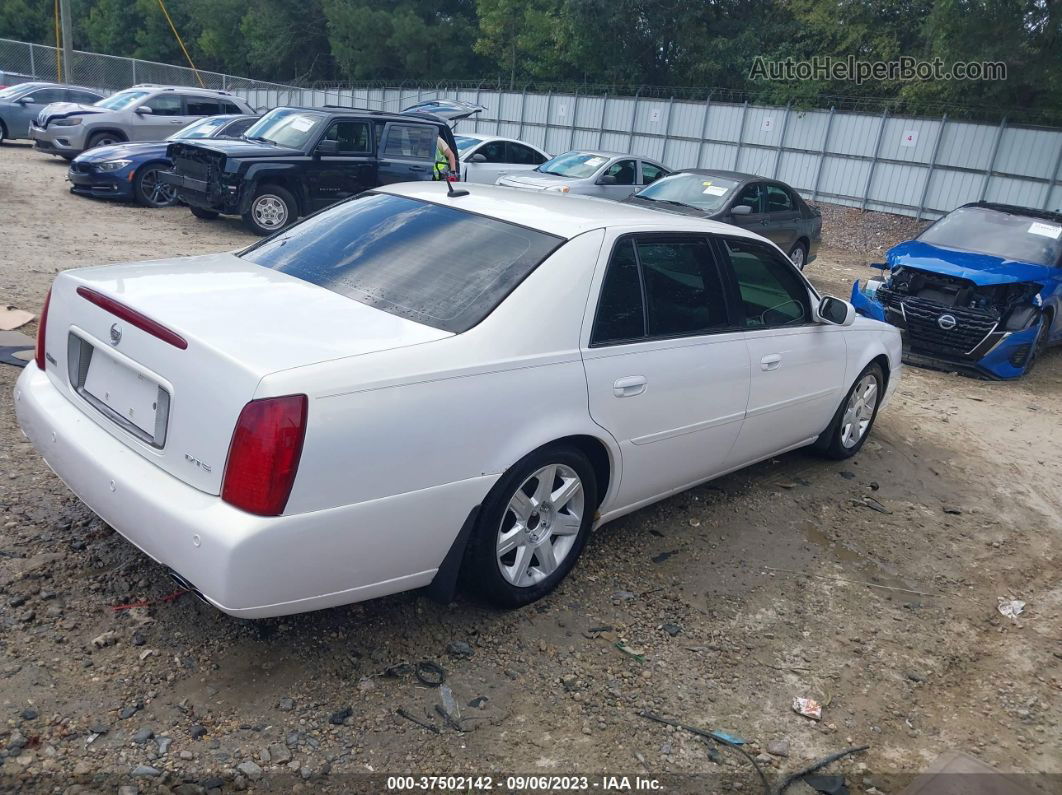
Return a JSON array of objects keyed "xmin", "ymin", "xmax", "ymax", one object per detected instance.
[{"xmin": 3, "ymin": 37, "xmax": 1061, "ymax": 219}]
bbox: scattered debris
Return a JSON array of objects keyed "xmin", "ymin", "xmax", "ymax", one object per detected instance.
[
  {"xmin": 91, "ymin": 631, "xmax": 117, "ymax": 649},
  {"xmin": 839, "ymin": 471, "xmax": 856, "ymax": 480},
  {"xmin": 942, "ymin": 506, "xmax": 962, "ymax": 515},
  {"xmin": 767, "ymin": 738, "xmax": 791, "ymax": 757},
  {"xmin": 415, "ymin": 661, "xmax": 446, "ymax": 687},
  {"xmin": 854, "ymin": 496, "xmax": 892, "ymax": 514},
  {"xmin": 383, "ymin": 662, "xmax": 414, "ymax": 678},
  {"xmin": 614, "ymin": 641, "xmax": 646, "ymax": 663},
  {"xmin": 467, "ymin": 696, "xmax": 488, "ymax": 709},
  {"xmin": 996, "ymin": 597, "xmax": 1025, "ymax": 620},
  {"xmin": 397, "ymin": 707, "xmax": 439, "ymax": 733},
  {"xmin": 776, "ymin": 746, "xmax": 869, "ymax": 794},
  {"xmin": 802, "ymin": 774, "xmax": 847, "ymax": 794},
  {"xmin": 446, "ymin": 641, "xmax": 474, "ymax": 658},
  {"xmin": 0, "ymin": 306, "xmax": 34, "ymax": 331},
  {"xmin": 661, "ymin": 623, "xmax": 682, "ymax": 637},
  {"xmin": 328, "ymin": 707, "xmax": 352, "ymax": 725},
  {"xmin": 792, "ymin": 697, "xmax": 822, "ymax": 721},
  {"xmin": 437, "ymin": 684, "xmax": 463, "ymax": 730},
  {"xmin": 652, "ymin": 550, "xmax": 677, "ymax": 563}
]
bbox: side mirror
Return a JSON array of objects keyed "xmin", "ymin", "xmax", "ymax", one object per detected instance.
[
  {"xmin": 730, "ymin": 204, "xmax": 753, "ymax": 216},
  {"xmin": 315, "ymin": 139, "xmax": 339, "ymax": 156},
  {"xmin": 818, "ymin": 296, "xmax": 856, "ymax": 326},
  {"xmin": 469, "ymin": 153, "xmax": 486, "ymax": 163},
  {"xmin": 598, "ymin": 174, "xmax": 617, "ymax": 185},
  {"xmin": 134, "ymin": 106, "xmax": 153, "ymax": 115},
  {"xmin": 17, "ymin": 96, "xmax": 35, "ymax": 105}
]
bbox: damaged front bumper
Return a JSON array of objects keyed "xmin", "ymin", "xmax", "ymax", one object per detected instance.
[{"xmin": 850, "ymin": 279, "xmax": 1039, "ymax": 380}]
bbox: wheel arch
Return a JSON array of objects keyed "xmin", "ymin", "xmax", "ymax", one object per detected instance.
[
  {"xmin": 497, "ymin": 431, "xmax": 618, "ymax": 513},
  {"xmin": 241, "ymin": 166, "xmax": 306, "ymax": 215},
  {"xmin": 86, "ymin": 127, "xmax": 128, "ymax": 144}
]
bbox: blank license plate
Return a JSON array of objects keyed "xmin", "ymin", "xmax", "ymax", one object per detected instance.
[{"xmin": 83, "ymin": 352, "xmax": 160, "ymax": 436}]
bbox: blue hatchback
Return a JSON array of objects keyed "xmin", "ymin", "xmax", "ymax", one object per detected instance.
[
  {"xmin": 67, "ymin": 114, "xmax": 257, "ymax": 207},
  {"xmin": 851, "ymin": 202, "xmax": 1062, "ymax": 379}
]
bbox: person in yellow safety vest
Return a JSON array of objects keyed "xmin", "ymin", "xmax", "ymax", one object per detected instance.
[{"xmin": 434, "ymin": 136, "xmax": 457, "ymax": 180}]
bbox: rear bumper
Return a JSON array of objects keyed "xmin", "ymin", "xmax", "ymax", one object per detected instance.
[{"xmin": 14, "ymin": 365, "xmax": 492, "ymax": 617}]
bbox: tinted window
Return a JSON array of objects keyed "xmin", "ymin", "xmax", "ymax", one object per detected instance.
[
  {"xmin": 592, "ymin": 241, "xmax": 645, "ymax": 345},
  {"xmin": 69, "ymin": 90, "xmax": 101, "ymax": 104},
  {"xmin": 766, "ymin": 184, "xmax": 794, "ymax": 212},
  {"xmin": 219, "ymin": 117, "xmax": 255, "ymax": 137},
  {"xmin": 733, "ymin": 183, "xmax": 763, "ymax": 213},
  {"xmin": 725, "ymin": 238, "xmax": 809, "ymax": 327},
  {"xmin": 26, "ymin": 88, "xmax": 65, "ymax": 104},
  {"xmin": 477, "ymin": 140, "xmax": 507, "ymax": 163},
  {"xmin": 240, "ymin": 194, "xmax": 562, "ymax": 333},
  {"xmin": 144, "ymin": 94, "xmax": 182, "ymax": 115},
  {"xmin": 323, "ymin": 120, "xmax": 371, "ymax": 153},
  {"xmin": 641, "ymin": 162, "xmax": 667, "ymax": 184},
  {"xmin": 508, "ymin": 143, "xmax": 545, "ymax": 165},
  {"xmin": 221, "ymin": 101, "xmax": 242, "ymax": 114},
  {"xmin": 640, "ymin": 239, "xmax": 729, "ymax": 337},
  {"xmin": 185, "ymin": 97, "xmax": 222, "ymax": 116},
  {"xmin": 605, "ymin": 159, "xmax": 637, "ymax": 185},
  {"xmin": 918, "ymin": 206, "xmax": 1062, "ymax": 267},
  {"xmin": 381, "ymin": 123, "xmax": 436, "ymax": 160}
]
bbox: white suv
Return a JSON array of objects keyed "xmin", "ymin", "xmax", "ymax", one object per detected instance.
[{"xmin": 30, "ymin": 84, "xmax": 254, "ymax": 159}]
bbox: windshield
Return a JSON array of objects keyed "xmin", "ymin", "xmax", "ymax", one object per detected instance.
[
  {"xmin": 635, "ymin": 173, "xmax": 740, "ymax": 212},
  {"xmin": 918, "ymin": 206, "xmax": 1062, "ymax": 267},
  {"xmin": 169, "ymin": 116, "xmax": 230, "ymax": 141},
  {"xmin": 240, "ymin": 193, "xmax": 563, "ymax": 333},
  {"xmin": 454, "ymin": 135, "xmax": 479, "ymax": 153},
  {"xmin": 242, "ymin": 108, "xmax": 325, "ymax": 149},
  {"xmin": 95, "ymin": 91, "xmax": 148, "ymax": 110},
  {"xmin": 536, "ymin": 152, "xmax": 610, "ymax": 178}
]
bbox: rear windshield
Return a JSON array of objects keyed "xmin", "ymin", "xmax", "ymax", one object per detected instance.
[
  {"xmin": 240, "ymin": 193, "xmax": 564, "ymax": 333},
  {"xmin": 919, "ymin": 206, "xmax": 1062, "ymax": 267}
]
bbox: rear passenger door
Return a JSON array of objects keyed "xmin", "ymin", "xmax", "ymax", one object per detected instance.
[
  {"xmin": 306, "ymin": 119, "xmax": 376, "ymax": 210},
  {"xmin": 377, "ymin": 121, "xmax": 437, "ymax": 184},
  {"xmin": 639, "ymin": 161, "xmax": 669, "ymax": 187},
  {"xmin": 581, "ymin": 233, "xmax": 750, "ymax": 510},
  {"xmin": 718, "ymin": 236, "xmax": 847, "ymax": 466}
]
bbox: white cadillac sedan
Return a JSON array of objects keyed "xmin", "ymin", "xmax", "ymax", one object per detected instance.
[{"xmin": 15, "ymin": 184, "xmax": 901, "ymax": 618}]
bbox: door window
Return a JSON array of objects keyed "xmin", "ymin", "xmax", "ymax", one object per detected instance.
[
  {"xmin": 68, "ymin": 90, "xmax": 101, "ymax": 104},
  {"xmin": 507, "ymin": 142, "xmax": 546, "ymax": 165},
  {"xmin": 724, "ymin": 238, "xmax": 810, "ymax": 328},
  {"xmin": 219, "ymin": 117, "xmax": 255, "ymax": 138},
  {"xmin": 184, "ymin": 97, "xmax": 222, "ymax": 116},
  {"xmin": 732, "ymin": 182, "xmax": 764, "ymax": 213},
  {"xmin": 25, "ymin": 88, "xmax": 65, "ymax": 104},
  {"xmin": 476, "ymin": 140, "xmax": 507, "ymax": 163},
  {"xmin": 603, "ymin": 159, "xmax": 637, "ymax": 185},
  {"xmin": 765, "ymin": 184, "xmax": 795, "ymax": 213},
  {"xmin": 143, "ymin": 94, "xmax": 182, "ymax": 115},
  {"xmin": 322, "ymin": 120, "xmax": 371, "ymax": 153},
  {"xmin": 592, "ymin": 236, "xmax": 730, "ymax": 345},
  {"xmin": 221, "ymin": 101, "xmax": 243, "ymax": 114},
  {"xmin": 640, "ymin": 162, "xmax": 667, "ymax": 185},
  {"xmin": 381, "ymin": 123, "xmax": 436, "ymax": 160}
]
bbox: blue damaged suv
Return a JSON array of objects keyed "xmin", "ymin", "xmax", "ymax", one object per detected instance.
[{"xmin": 851, "ymin": 202, "xmax": 1062, "ymax": 379}]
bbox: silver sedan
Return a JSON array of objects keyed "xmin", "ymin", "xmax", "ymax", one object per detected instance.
[{"xmin": 496, "ymin": 150, "xmax": 670, "ymax": 201}]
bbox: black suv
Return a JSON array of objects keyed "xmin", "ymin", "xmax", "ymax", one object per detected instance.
[{"xmin": 163, "ymin": 104, "xmax": 467, "ymax": 235}]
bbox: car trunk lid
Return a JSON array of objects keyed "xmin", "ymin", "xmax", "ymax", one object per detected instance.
[{"xmin": 41, "ymin": 253, "xmax": 451, "ymax": 495}]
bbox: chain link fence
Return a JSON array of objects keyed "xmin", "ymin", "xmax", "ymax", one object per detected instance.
[{"xmin": 3, "ymin": 37, "xmax": 1061, "ymax": 218}]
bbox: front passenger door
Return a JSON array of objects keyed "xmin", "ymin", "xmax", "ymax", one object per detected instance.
[
  {"xmin": 134, "ymin": 94, "xmax": 185, "ymax": 140},
  {"xmin": 462, "ymin": 139, "xmax": 509, "ymax": 184},
  {"xmin": 594, "ymin": 158, "xmax": 639, "ymax": 200},
  {"xmin": 306, "ymin": 120, "xmax": 375, "ymax": 210},
  {"xmin": 582, "ymin": 234, "xmax": 750, "ymax": 510},
  {"xmin": 720, "ymin": 237, "xmax": 847, "ymax": 467}
]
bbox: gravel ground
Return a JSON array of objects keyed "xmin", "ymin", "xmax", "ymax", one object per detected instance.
[
  {"xmin": 809, "ymin": 202, "xmax": 931, "ymax": 261},
  {"xmin": 0, "ymin": 142, "xmax": 1059, "ymax": 795}
]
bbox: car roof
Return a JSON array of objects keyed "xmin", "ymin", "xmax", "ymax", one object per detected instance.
[
  {"xmin": 455, "ymin": 133, "xmax": 546, "ymax": 148},
  {"xmin": 124, "ymin": 84, "xmax": 243, "ymax": 98},
  {"xmin": 673, "ymin": 168, "xmax": 764, "ymax": 183},
  {"xmin": 962, "ymin": 201, "xmax": 1062, "ymax": 225},
  {"xmin": 272, "ymin": 105, "xmax": 443, "ymax": 125},
  {"xmin": 377, "ymin": 182, "xmax": 769, "ymax": 240}
]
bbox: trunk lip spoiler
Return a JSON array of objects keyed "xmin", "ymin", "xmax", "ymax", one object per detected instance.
[{"xmin": 76, "ymin": 286, "xmax": 189, "ymax": 351}]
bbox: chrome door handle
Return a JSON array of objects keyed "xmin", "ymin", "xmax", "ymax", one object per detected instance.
[
  {"xmin": 760, "ymin": 354, "xmax": 782, "ymax": 371},
  {"xmin": 613, "ymin": 375, "xmax": 647, "ymax": 397}
]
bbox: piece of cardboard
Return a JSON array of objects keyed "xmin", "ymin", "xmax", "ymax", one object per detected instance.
[
  {"xmin": 898, "ymin": 751, "xmax": 1035, "ymax": 795},
  {"xmin": 0, "ymin": 307, "xmax": 35, "ymax": 331}
]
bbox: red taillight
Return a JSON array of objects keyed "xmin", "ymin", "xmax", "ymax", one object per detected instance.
[
  {"xmin": 76, "ymin": 287, "xmax": 188, "ymax": 350},
  {"xmin": 221, "ymin": 395, "xmax": 308, "ymax": 516},
  {"xmin": 34, "ymin": 289, "xmax": 51, "ymax": 370}
]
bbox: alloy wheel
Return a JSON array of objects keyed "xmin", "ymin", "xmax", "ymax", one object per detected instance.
[
  {"xmin": 140, "ymin": 168, "xmax": 177, "ymax": 206},
  {"xmin": 252, "ymin": 195, "xmax": 288, "ymax": 230},
  {"xmin": 840, "ymin": 374, "xmax": 878, "ymax": 448},
  {"xmin": 790, "ymin": 246, "xmax": 806, "ymax": 270},
  {"xmin": 496, "ymin": 464, "xmax": 584, "ymax": 587}
]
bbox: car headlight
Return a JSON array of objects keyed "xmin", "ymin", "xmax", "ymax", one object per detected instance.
[
  {"xmin": 95, "ymin": 160, "xmax": 131, "ymax": 172},
  {"xmin": 51, "ymin": 117, "xmax": 82, "ymax": 127},
  {"xmin": 546, "ymin": 185, "xmax": 570, "ymax": 193}
]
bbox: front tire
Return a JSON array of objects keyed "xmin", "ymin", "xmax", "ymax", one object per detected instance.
[
  {"xmin": 133, "ymin": 164, "xmax": 178, "ymax": 208},
  {"xmin": 812, "ymin": 362, "xmax": 885, "ymax": 460},
  {"xmin": 242, "ymin": 185, "xmax": 297, "ymax": 236},
  {"xmin": 86, "ymin": 131, "xmax": 122, "ymax": 150},
  {"xmin": 788, "ymin": 241, "xmax": 808, "ymax": 271},
  {"xmin": 466, "ymin": 445, "xmax": 597, "ymax": 608}
]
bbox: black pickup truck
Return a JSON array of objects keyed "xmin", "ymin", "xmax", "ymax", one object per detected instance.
[{"xmin": 163, "ymin": 103, "xmax": 473, "ymax": 235}]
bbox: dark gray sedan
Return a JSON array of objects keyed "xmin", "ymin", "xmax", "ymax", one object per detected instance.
[{"xmin": 624, "ymin": 169, "xmax": 822, "ymax": 269}]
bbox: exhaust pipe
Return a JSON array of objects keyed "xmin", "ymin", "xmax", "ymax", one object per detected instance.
[{"xmin": 165, "ymin": 568, "xmax": 209, "ymax": 606}]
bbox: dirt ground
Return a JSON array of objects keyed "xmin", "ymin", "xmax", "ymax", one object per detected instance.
[{"xmin": 0, "ymin": 142, "xmax": 1059, "ymax": 795}]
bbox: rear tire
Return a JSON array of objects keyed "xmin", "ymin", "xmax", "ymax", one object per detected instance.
[
  {"xmin": 86, "ymin": 131, "xmax": 123, "ymax": 150},
  {"xmin": 133, "ymin": 164, "xmax": 178, "ymax": 208},
  {"xmin": 242, "ymin": 185, "xmax": 297, "ymax": 236},
  {"xmin": 811, "ymin": 362, "xmax": 885, "ymax": 460},
  {"xmin": 189, "ymin": 206, "xmax": 219, "ymax": 220},
  {"xmin": 788, "ymin": 241, "xmax": 808, "ymax": 271},
  {"xmin": 465, "ymin": 445, "xmax": 597, "ymax": 608}
]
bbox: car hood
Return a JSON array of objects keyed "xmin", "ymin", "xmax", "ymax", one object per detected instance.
[
  {"xmin": 173, "ymin": 138, "xmax": 300, "ymax": 158},
  {"xmin": 75, "ymin": 141, "xmax": 169, "ymax": 163},
  {"xmin": 499, "ymin": 171, "xmax": 577, "ymax": 189},
  {"xmin": 37, "ymin": 101, "xmax": 105, "ymax": 127},
  {"xmin": 886, "ymin": 240, "xmax": 1057, "ymax": 286}
]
